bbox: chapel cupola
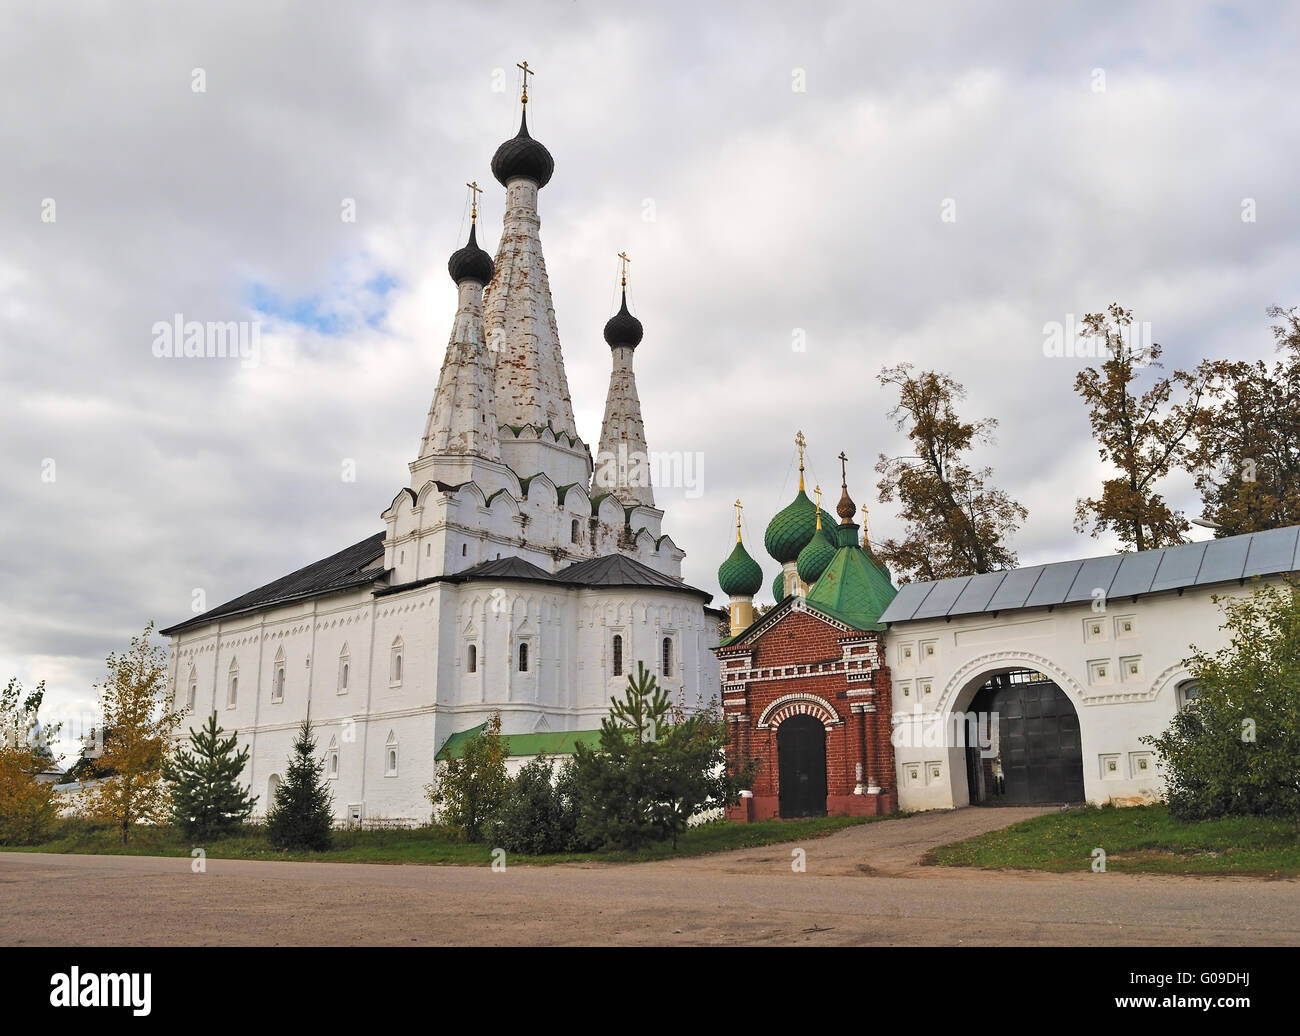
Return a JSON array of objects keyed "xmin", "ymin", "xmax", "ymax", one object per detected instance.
[
  {"xmin": 719, "ymin": 500, "xmax": 764, "ymax": 635},
  {"xmin": 491, "ymin": 61, "xmax": 555, "ymax": 189},
  {"xmin": 764, "ymin": 431, "xmax": 836, "ymax": 597}
]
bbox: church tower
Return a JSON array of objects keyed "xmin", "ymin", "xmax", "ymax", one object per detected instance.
[
  {"xmin": 594, "ymin": 253, "xmax": 655, "ymax": 508},
  {"xmin": 483, "ymin": 64, "xmax": 590, "ymax": 489},
  {"xmin": 410, "ymin": 186, "xmax": 511, "ymax": 495}
]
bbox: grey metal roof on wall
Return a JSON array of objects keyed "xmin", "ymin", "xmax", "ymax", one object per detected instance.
[
  {"xmin": 878, "ymin": 525, "xmax": 1300, "ymax": 625},
  {"xmin": 160, "ymin": 533, "xmax": 387, "ymax": 635}
]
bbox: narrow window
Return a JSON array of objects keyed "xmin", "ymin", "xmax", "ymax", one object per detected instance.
[
  {"xmin": 662, "ymin": 637, "xmax": 673, "ymax": 678},
  {"xmin": 571, "ymin": 518, "xmax": 579, "ymax": 543},
  {"xmin": 228, "ymin": 675, "xmax": 238, "ymax": 708},
  {"xmin": 462, "ymin": 543, "xmax": 467, "ymax": 556},
  {"xmin": 186, "ymin": 668, "xmax": 197, "ymax": 711},
  {"xmin": 467, "ymin": 644, "xmax": 477, "ymax": 673},
  {"xmin": 390, "ymin": 637, "xmax": 404, "ymax": 686},
  {"xmin": 272, "ymin": 660, "xmax": 285, "ymax": 702},
  {"xmin": 612, "ymin": 635, "xmax": 623, "ymax": 677},
  {"xmin": 518, "ymin": 642, "xmax": 529, "ymax": 672},
  {"xmin": 385, "ymin": 732, "xmax": 398, "ymax": 776}
]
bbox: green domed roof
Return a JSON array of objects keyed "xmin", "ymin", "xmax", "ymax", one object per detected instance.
[
  {"xmin": 718, "ymin": 539, "xmax": 763, "ymax": 597},
  {"xmin": 796, "ymin": 523, "xmax": 837, "ymax": 584},
  {"xmin": 772, "ymin": 571, "xmax": 787, "ymax": 603},
  {"xmin": 764, "ymin": 489, "xmax": 838, "ymax": 564}
]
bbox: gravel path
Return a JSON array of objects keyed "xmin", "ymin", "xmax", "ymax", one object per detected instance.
[{"xmin": 3, "ymin": 808, "xmax": 1296, "ymax": 946}]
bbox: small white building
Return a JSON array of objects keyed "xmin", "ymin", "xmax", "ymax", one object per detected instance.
[{"xmin": 881, "ymin": 526, "xmax": 1298, "ymax": 811}]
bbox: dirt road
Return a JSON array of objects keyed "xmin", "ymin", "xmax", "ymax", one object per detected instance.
[{"xmin": 3, "ymin": 808, "xmax": 1296, "ymax": 946}]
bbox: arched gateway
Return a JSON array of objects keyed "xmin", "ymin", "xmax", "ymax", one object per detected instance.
[
  {"xmin": 777, "ymin": 714, "xmax": 828, "ymax": 817},
  {"xmin": 964, "ymin": 668, "xmax": 1084, "ymax": 805}
]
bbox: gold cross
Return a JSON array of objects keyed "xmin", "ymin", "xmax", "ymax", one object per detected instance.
[
  {"xmin": 860, "ymin": 503, "xmax": 870, "ymax": 546},
  {"xmin": 466, "ymin": 180, "xmax": 482, "ymax": 222},
  {"xmin": 734, "ymin": 498, "xmax": 743, "ymax": 541},
  {"xmin": 838, "ymin": 451, "xmax": 848, "ymax": 486},
  {"xmin": 795, "ymin": 430, "xmax": 807, "ymax": 491},
  {"xmin": 814, "ymin": 486, "xmax": 823, "ymax": 530},
  {"xmin": 517, "ymin": 60, "xmax": 534, "ymax": 105},
  {"xmin": 618, "ymin": 251, "xmax": 630, "ymax": 289}
]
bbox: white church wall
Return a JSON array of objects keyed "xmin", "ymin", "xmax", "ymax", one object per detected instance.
[{"xmin": 889, "ymin": 577, "xmax": 1278, "ymax": 811}]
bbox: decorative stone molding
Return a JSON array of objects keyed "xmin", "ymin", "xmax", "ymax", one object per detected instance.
[
  {"xmin": 937, "ymin": 650, "xmax": 1088, "ymax": 713},
  {"xmin": 756, "ymin": 692, "xmax": 842, "ymax": 730}
]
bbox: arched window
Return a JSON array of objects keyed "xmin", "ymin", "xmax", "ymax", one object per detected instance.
[
  {"xmin": 272, "ymin": 647, "xmax": 286, "ymax": 702},
  {"xmin": 662, "ymin": 637, "xmax": 674, "ymax": 678},
  {"xmin": 327, "ymin": 737, "xmax": 339, "ymax": 780},
  {"xmin": 571, "ymin": 518, "xmax": 580, "ymax": 544},
  {"xmin": 467, "ymin": 644, "xmax": 477, "ymax": 673},
  {"xmin": 518, "ymin": 642, "xmax": 529, "ymax": 672},
  {"xmin": 338, "ymin": 644, "xmax": 350, "ymax": 694},
  {"xmin": 390, "ymin": 637, "xmax": 404, "ymax": 686},
  {"xmin": 227, "ymin": 658, "xmax": 239, "ymax": 708},
  {"xmin": 186, "ymin": 667, "xmax": 197, "ymax": 712},
  {"xmin": 385, "ymin": 731, "xmax": 398, "ymax": 776},
  {"xmin": 267, "ymin": 773, "xmax": 281, "ymax": 805},
  {"xmin": 1177, "ymin": 679, "xmax": 1201, "ymax": 710},
  {"xmin": 612, "ymin": 635, "xmax": 623, "ymax": 677},
  {"xmin": 462, "ymin": 543, "xmax": 467, "ymax": 556}
]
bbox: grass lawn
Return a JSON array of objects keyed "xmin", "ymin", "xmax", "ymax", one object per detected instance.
[
  {"xmin": 6, "ymin": 813, "xmax": 886, "ymax": 866},
  {"xmin": 927, "ymin": 803, "xmax": 1300, "ymax": 877}
]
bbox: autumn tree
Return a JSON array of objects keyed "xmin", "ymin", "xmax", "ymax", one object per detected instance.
[
  {"xmin": 0, "ymin": 677, "xmax": 62, "ymax": 845},
  {"xmin": 81, "ymin": 623, "xmax": 183, "ymax": 844},
  {"xmin": 163, "ymin": 712, "xmax": 257, "ymax": 840},
  {"xmin": 1072, "ymin": 304, "xmax": 1209, "ymax": 551},
  {"xmin": 427, "ymin": 711, "xmax": 509, "ymax": 841},
  {"xmin": 1186, "ymin": 306, "xmax": 1300, "ymax": 536},
  {"xmin": 875, "ymin": 364, "xmax": 1027, "ymax": 583}
]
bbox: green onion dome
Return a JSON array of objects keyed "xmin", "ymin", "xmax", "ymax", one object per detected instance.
[
  {"xmin": 796, "ymin": 523, "xmax": 837, "ymax": 585},
  {"xmin": 772, "ymin": 571, "xmax": 787, "ymax": 604},
  {"xmin": 718, "ymin": 539, "xmax": 763, "ymax": 597},
  {"xmin": 764, "ymin": 488, "xmax": 838, "ymax": 564}
]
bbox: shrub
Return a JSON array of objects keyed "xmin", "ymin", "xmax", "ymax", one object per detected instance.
[
  {"xmin": 427, "ymin": 711, "xmax": 509, "ymax": 841},
  {"xmin": 491, "ymin": 755, "xmax": 587, "ymax": 854},
  {"xmin": 1143, "ymin": 580, "xmax": 1300, "ymax": 823}
]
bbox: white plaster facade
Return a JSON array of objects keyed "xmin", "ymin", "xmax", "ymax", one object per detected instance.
[
  {"xmin": 888, "ymin": 576, "xmax": 1280, "ymax": 811},
  {"xmin": 162, "ymin": 113, "xmax": 719, "ymax": 825}
]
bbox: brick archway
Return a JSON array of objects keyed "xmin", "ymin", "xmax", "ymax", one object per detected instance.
[{"xmin": 757, "ymin": 692, "xmax": 841, "ymax": 731}]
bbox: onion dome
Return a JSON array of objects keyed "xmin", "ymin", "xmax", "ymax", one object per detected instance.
[
  {"xmin": 764, "ymin": 489, "xmax": 837, "ymax": 564},
  {"xmin": 448, "ymin": 223, "xmax": 494, "ymax": 285},
  {"xmin": 603, "ymin": 290, "xmax": 644, "ymax": 348},
  {"xmin": 491, "ymin": 110, "xmax": 554, "ymax": 188},
  {"xmin": 719, "ymin": 539, "xmax": 763, "ymax": 597},
  {"xmin": 836, "ymin": 482, "xmax": 856, "ymax": 523},
  {"xmin": 797, "ymin": 522, "xmax": 837, "ymax": 585},
  {"xmin": 772, "ymin": 571, "xmax": 787, "ymax": 604}
]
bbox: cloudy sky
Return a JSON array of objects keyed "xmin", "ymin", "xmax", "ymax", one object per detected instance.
[{"xmin": 4, "ymin": 1, "xmax": 1298, "ymax": 751}]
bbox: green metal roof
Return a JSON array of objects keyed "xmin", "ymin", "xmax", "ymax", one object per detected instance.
[
  {"xmin": 796, "ymin": 523, "xmax": 837, "ymax": 585},
  {"xmin": 719, "ymin": 538, "xmax": 763, "ymax": 596},
  {"xmin": 805, "ymin": 541, "xmax": 899, "ymax": 632},
  {"xmin": 764, "ymin": 488, "xmax": 837, "ymax": 564},
  {"xmin": 435, "ymin": 724, "xmax": 603, "ymax": 761}
]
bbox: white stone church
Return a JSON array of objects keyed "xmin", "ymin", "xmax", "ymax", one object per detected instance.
[{"xmin": 161, "ymin": 88, "xmax": 722, "ymax": 825}]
